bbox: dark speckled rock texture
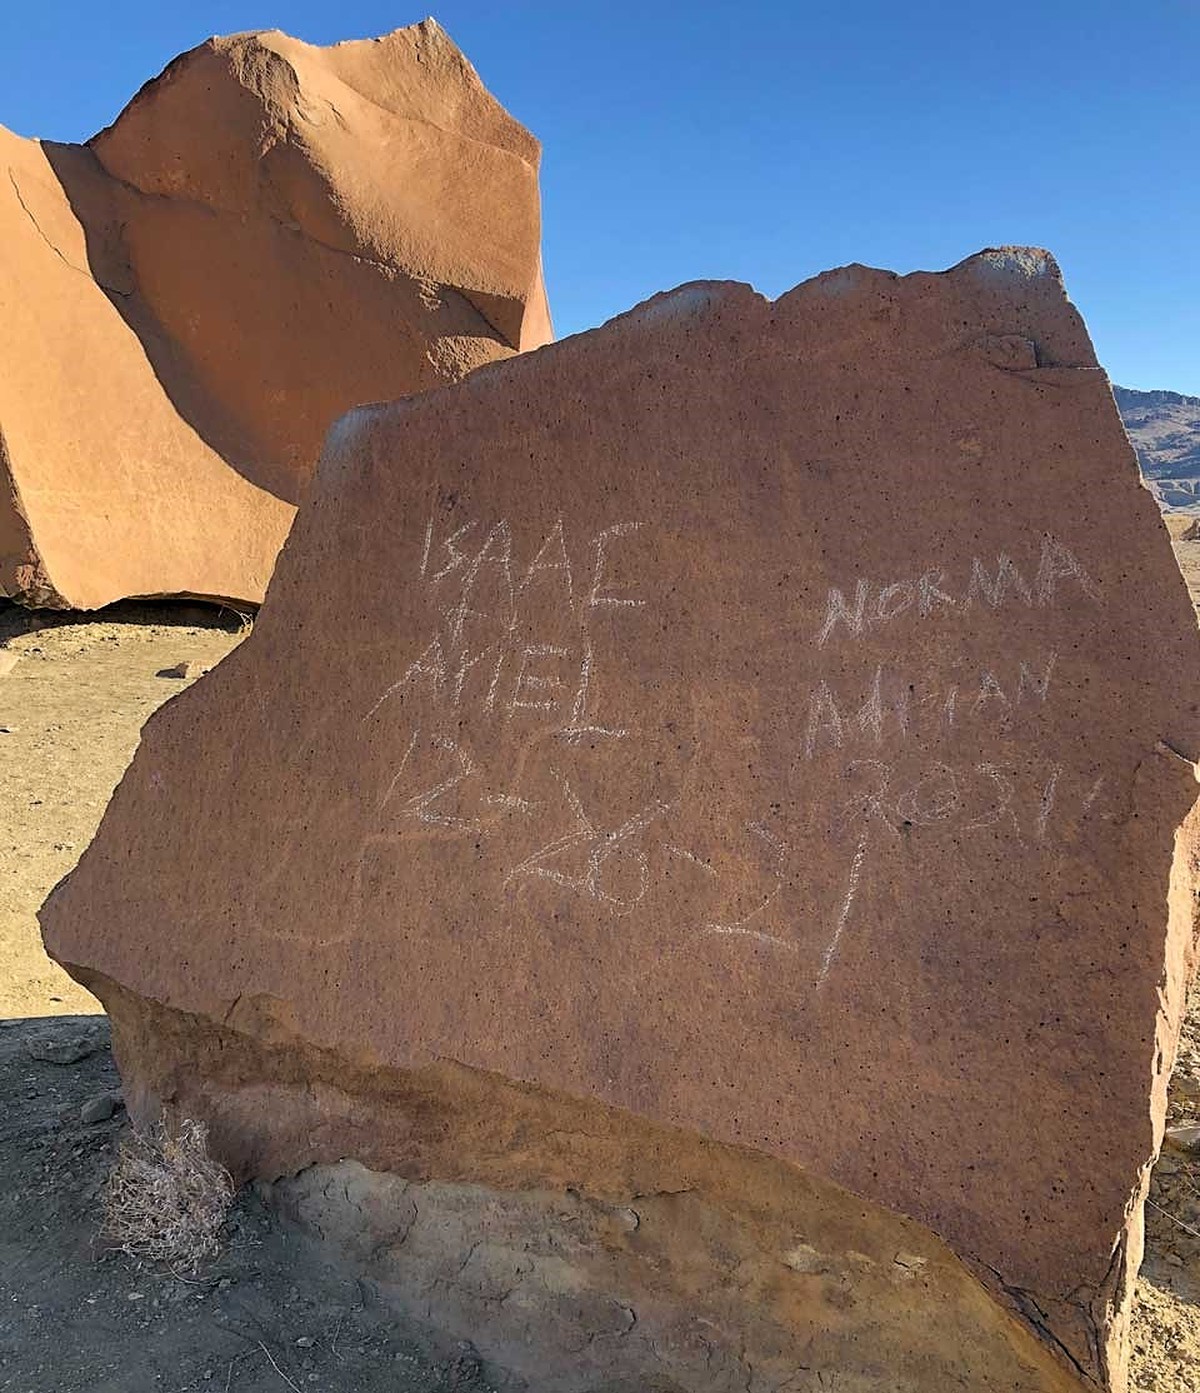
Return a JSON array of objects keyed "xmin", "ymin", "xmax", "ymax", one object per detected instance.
[{"xmin": 42, "ymin": 249, "xmax": 1200, "ymax": 1392}]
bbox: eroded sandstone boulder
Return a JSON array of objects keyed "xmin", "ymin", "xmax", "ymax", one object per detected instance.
[
  {"xmin": 0, "ymin": 20, "xmax": 550, "ymax": 609},
  {"xmin": 42, "ymin": 250, "xmax": 1200, "ymax": 1392}
]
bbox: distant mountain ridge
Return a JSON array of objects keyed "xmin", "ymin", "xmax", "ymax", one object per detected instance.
[{"xmin": 1114, "ymin": 385, "xmax": 1200, "ymax": 510}]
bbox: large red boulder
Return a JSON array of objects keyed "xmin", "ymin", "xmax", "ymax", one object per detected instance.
[
  {"xmin": 0, "ymin": 21, "xmax": 550, "ymax": 609},
  {"xmin": 42, "ymin": 250, "xmax": 1200, "ymax": 1391}
]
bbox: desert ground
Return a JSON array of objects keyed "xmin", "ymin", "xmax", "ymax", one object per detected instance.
[{"xmin": 2, "ymin": 544, "xmax": 1200, "ymax": 1390}]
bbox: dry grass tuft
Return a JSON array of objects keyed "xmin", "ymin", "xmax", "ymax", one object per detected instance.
[{"xmin": 100, "ymin": 1113, "xmax": 234, "ymax": 1269}]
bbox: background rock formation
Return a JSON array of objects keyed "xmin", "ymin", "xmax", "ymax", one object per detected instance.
[
  {"xmin": 1115, "ymin": 387, "xmax": 1200, "ymax": 512},
  {"xmin": 42, "ymin": 250, "xmax": 1200, "ymax": 1392},
  {"xmin": 0, "ymin": 21, "xmax": 550, "ymax": 610}
]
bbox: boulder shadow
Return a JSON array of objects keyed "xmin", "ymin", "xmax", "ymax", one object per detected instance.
[{"xmin": 39, "ymin": 140, "xmax": 301, "ymax": 506}]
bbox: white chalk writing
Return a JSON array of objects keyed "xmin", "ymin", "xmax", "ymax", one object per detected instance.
[
  {"xmin": 815, "ymin": 534, "xmax": 1099, "ymax": 647},
  {"xmin": 803, "ymin": 651, "xmax": 1057, "ymax": 760},
  {"xmin": 364, "ymin": 514, "xmax": 646, "ymax": 738},
  {"xmin": 349, "ymin": 513, "xmax": 1113, "ymax": 999}
]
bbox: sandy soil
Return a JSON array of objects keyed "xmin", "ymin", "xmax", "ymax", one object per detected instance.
[
  {"xmin": 4, "ymin": 543, "xmax": 1200, "ymax": 1390},
  {"xmin": 0, "ymin": 602, "xmax": 248, "ymax": 1018},
  {"xmin": 0, "ymin": 1016, "xmax": 499, "ymax": 1392}
]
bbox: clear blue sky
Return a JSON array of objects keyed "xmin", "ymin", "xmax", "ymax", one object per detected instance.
[{"xmin": 1, "ymin": 1, "xmax": 1196, "ymax": 393}]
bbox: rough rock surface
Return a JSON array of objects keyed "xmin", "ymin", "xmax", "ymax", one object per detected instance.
[
  {"xmin": 265, "ymin": 1148, "xmax": 1083, "ymax": 1393},
  {"xmin": 0, "ymin": 21, "xmax": 550, "ymax": 610},
  {"xmin": 42, "ymin": 249, "xmax": 1200, "ymax": 1391}
]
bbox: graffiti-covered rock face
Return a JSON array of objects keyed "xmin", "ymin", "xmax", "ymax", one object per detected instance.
[
  {"xmin": 0, "ymin": 20, "xmax": 550, "ymax": 610},
  {"xmin": 42, "ymin": 250, "xmax": 1200, "ymax": 1393}
]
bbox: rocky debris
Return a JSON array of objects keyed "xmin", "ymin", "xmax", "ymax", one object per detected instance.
[
  {"xmin": 1172, "ymin": 1068, "xmax": 1200, "ymax": 1101},
  {"xmin": 1133, "ymin": 980, "xmax": 1200, "ymax": 1390},
  {"xmin": 25, "ymin": 1027, "xmax": 102, "ymax": 1065},
  {"xmin": 80, "ymin": 1090, "xmax": 124, "ymax": 1124},
  {"xmin": 1115, "ymin": 386, "xmax": 1200, "ymax": 511},
  {"xmin": 1164, "ymin": 1124, "xmax": 1200, "ymax": 1155},
  {"xmin": 156, "ymin": 662, "xmax": 193, "ymax": 680},
  {"xmin": 0, "ymin": 21, "xmax": 550, "ymax": 611},
  {"xmin": 41, "ymin": 248, "xmax": 1200, "ymax": 1392}
]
